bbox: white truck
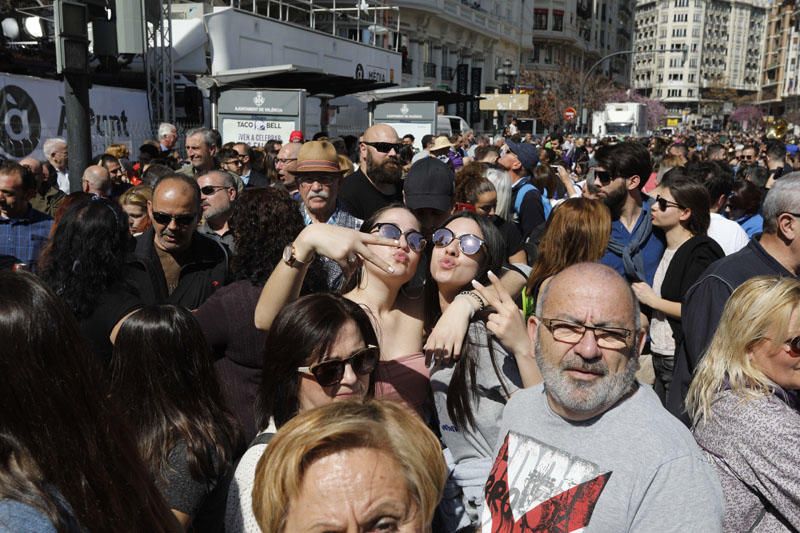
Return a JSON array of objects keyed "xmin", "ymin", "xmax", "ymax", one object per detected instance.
[{"xmin": 591, "ymin": 102, "xmax": 648, "ymax": 138}]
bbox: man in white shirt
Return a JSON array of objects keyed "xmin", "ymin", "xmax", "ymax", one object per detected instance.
[
  {"xmin": 42, "ymin": 137, "xmax": 69, "ymax": 193},
  {"xmin": 692, "ymin": 161, "xmax": 749, "ymax": 255}
]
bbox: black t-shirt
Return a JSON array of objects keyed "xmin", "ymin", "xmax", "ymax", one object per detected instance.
[
  {"xmin": 491, "ymin": 215, "xmax": 524, "ymax": 261},
  {"xmin": 79, "ymin": 283, "xmax": 142, "ymax": 365},
  {"xmin": 338, "ymin": 169, "xmax": 403, "ymax": 220}
]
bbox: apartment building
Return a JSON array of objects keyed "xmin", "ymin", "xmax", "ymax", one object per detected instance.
[
  {"xmin": 759, "ymin": 1, "xmax": 800, "ymax": 119},
  {"xmin": 632, "ymin": 0, "xmax": 767, "ymax": 128},
  {"xmin": 525, "ymin": 0, "xmax": 635, "ymax": 87}
]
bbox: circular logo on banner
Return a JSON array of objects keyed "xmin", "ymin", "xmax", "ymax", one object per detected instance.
[
  {"xmin": 355, "ymin": 64, "xmax": 364, "ymax": 79},
  {"xmin": 0, "ymin": 85, "xmax": 41, "ymax": 158}
]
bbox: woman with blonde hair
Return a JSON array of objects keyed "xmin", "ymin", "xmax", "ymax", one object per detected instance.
[
  {"xmin": 118, "ymin": 184, "xmax": 153, "ymax": 236},
  {"xmin": 687, "ymin": 276, "xmax": 800, "ymax": 532},
  {"xmin": 251, "ymin": 400, "xmax": 446, "ymax": 532},
  {"xmin": 522, "ymin": 197, "xmax": 612, "ymax": 318}
]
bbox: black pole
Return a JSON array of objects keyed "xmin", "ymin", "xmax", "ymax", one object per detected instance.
[{"xmin": 64, "ymin": 72, "xmax": 91, "ymax": 192}]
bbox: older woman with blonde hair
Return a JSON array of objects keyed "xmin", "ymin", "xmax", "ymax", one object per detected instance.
[
  {"xmin": 687, "ymin": 275, "xmax": 800, "ymax": 532},
  {"xmin": 251, "ymin": 400, "xmax": 446, "ymax": 532}
]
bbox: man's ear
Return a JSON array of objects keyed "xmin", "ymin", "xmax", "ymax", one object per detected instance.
[
  {"xmin": 627, "ymin": 174, "xmax": 641, "ymax": 191},
  {"xmin": 528, "ymin": 315, "xmax": 540, "ymax": 346}
]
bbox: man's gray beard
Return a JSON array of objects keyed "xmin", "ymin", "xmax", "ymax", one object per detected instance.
[
  {"xmin": 367, "ymin": 151, "xmax": 402, "ymax": 186},
  {"xmin": 534, "ymin": 336, "xmax": 639, "ymax": 418}
]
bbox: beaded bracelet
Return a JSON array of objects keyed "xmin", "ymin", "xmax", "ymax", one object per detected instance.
[{"xmin": 458, "ymin": 290, "xmax": 485, "ymax": 311}]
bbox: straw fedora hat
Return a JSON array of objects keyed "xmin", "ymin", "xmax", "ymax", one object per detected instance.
[
  {"xmin": 293, "ymin": 140, "xmax": 344, "ymax": 174},
  {"xmin": 429, "ymin": 135, "xmax": 454, "ymax": 152}
]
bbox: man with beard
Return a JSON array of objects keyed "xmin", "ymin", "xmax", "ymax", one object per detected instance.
[
  {"xmin": 339, "ymin": 124, "xmax": 404, "ymax": 219},
  {"xmin": 197, "ymin": 170, "xmax": 239, "ymax": 252},
  {"xmin": 124, "ymin": 174, "xmax": 228, "ymax": 309},
  {"xmin": 594, "ymin": 142, "xmax": 665, "ymax": 285},
  {"xmin": 483, "ymin": 263, "xmax": 723, "ymax": 531}
]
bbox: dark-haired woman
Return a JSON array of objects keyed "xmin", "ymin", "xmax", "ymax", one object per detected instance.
[
  {"xmin": 727, "ymin": 179, "xmax": 764, "ymax": 238},
  {"xmin": 110, "ymin": 305, "xmax": 242, "ymax": 531},
  {"xmin": 427, "ymin": 211, "xmax": 540, "ymax": 531},
  {"xmin": 0, "ymin": 271, "xmax": 176, "ymax": 532},
  {"xmin": 195, "ymin": 187, "xmax": 325, "ymax": 442},
  {"xmin": 39, "ymin": 196, "xmax": 141, "ymax": 363},
  {"xmin": 632, "ymin": 170, "xmax": 724, "ymax": 405},
  {"xmin": 226, "ymin": 293, "xmax": 379, "ymax": 533},
  {"xmin": 455, "ymin": 164, "xmax": 527, "ymax": 265}
]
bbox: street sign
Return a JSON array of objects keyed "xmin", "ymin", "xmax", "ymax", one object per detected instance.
[
  {"xmin": 479, "ymin": 94, "xmax": 529, "ymax": 111},
  {"xmin": 563, "ymin": 107, "xmax": 577, "ymax": 121}
]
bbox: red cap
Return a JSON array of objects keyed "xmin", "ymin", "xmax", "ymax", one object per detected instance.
[{"xmin": 289, "ymin": 130, "xmax": 303, "ymax": 143}]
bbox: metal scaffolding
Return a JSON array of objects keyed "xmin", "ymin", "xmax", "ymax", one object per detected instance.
[{"xmin": 144, "ymin": 0, "xmax": 175, "ymax": 129}]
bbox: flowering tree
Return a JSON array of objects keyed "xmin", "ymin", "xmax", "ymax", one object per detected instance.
[
  {"xmin": 729, "ymin": 105, "xmax": 763, "ymax": 129},
  {"xmin": 607, "ymin": 90, "xmax": 667, "ymax": 130}
]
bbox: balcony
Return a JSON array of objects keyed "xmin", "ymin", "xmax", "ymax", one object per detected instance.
[{"xmin": 423, "ymin": 62, "xmax": 437, "ymax": 78}]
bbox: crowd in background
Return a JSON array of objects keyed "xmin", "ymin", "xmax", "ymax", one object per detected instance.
[{"xmin": 1, "ymin": 117, "xmax": 800, "ymax": 532}]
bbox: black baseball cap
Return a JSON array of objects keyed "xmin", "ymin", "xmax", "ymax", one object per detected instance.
[
  {"xmin": 505, "ymin": 139, "xmax": 539, "ymax": 174},
  {"xmin": 403, "ymin": 157, "xmax": 454, "ymax": 212}
]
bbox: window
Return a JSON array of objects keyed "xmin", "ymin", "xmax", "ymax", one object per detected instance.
[
  {"xmin": 689, "ymin": 73, "xmax": 695, "ymax": 82},
  {"xmin": 534, "ymin": 9, "xmax": 548, "ymax": 30},
  {"xmin": 674, "ymin": 0, "xmax": 688, "ymax": 6},
  {"xmin": 687, "ymin": 89, "xmax": 694, "ymax": 97},
  {"xmin": 553, "ymin": 10, "xmax": 564, "ymax": 31},
  {"xmin": 667, "ymin": 89, "xmax": 682, "ymax": 97},
  {"xmin": 672, "ymin": 28, "xmax": 687, "ymax": 37}
]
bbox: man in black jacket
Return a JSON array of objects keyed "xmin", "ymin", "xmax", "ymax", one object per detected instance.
[
  {"xmin": 668, "ymin": 174, "xmax": 800, "ymax": 424},
  {"xmin": 124, "ymin": 174, "xmax": 228, "ymax": 309},
  {"xmin": 233, "ymin": 142, "xmax": 269, "ymax": 188}
]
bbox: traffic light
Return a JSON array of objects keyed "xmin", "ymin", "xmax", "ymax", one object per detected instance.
[{"xmin": 54, "ymin": 0, "xmax": 88, "ymax": 74}]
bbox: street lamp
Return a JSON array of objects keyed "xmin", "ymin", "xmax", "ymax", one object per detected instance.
[{"xmin": 495, "ymin": 59, "xmax": 517, "ymax": 93}]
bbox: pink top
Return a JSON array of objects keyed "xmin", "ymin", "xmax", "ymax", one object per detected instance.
[{"xmin": 374, "ymin": 352, "xmax": 431, "ymax": 419}]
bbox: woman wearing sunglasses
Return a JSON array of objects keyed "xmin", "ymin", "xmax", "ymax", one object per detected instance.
[
  {"xmin": 226, "ymin": 293, "xmax": 379, "ymax": 533},
  {"xmin": 426, "ymin": 211, "xmax": 541, "ymax": 531},
  {"xmin": 687, "ymin": 276, "xmax": 800, "ymax": 532},
  {"xmin": 631, "ymin": 169, "xmax": 724, "ymax": 405}
]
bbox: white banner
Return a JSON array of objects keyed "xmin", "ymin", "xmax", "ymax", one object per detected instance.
[
  {"xmin": 0, "ymin": 73, "xmax": 151, "ymax": 161},
  {"xmin": 221, "ymin": 118, "xmax": 296, "ymax": 145}
]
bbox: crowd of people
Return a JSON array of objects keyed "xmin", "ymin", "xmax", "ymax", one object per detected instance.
[{"xmin": 1, "ymin": 118, "xmax": 799, "ymax": 532}]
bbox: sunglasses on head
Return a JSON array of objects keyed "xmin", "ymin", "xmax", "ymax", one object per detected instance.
[
  {"xmin": 151, "ymin": 211, "xmax": 196, "ymax": 226},
  {"xmin": 432, "ymin": 227, "xmax": 485, "ymax": 255},
  {"xmin": 363, "ymin": 141, "xmax": 402, "ymax": 154},
  {"xmin": 371, "ymin": 222, "xmax": 427, "ymax": 253},
  {"xmin": 654, "ymin": 195, "xmax": 683, "ymax": 212},
  {"xmin": 298, "ymin": 345, "xmax": 379, "ymax": 387}
]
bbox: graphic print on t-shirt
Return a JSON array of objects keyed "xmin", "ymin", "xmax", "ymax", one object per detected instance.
[{"xmin": 481, "ymin": 431, "xmax": 611, "ymax": 532}]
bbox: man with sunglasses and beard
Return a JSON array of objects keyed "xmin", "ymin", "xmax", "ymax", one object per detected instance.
[
  {"xmin": 125, "ymin": 174, "xmax": 228, "ymax": 309},
  {"xmin": 484, "ymin": 263, "xmax": 723, "ymax": 532},
  {"xmin": 594, "ymin": 142, "xmax": 666, "ymax": 285},
  {"xmin": 294, "ymin": 140, "xmax": 363, "ymax": 290},
  {"xmin": 338, "ymin": 124, "xmax": 404, "ymax": 220}
]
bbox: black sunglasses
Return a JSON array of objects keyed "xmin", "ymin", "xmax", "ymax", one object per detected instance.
[
  {"xmin": 151, "ymin": 211, "xmax": 196, "ymax": 226},
  {"xmin": 371, "ymin": 222, "xmax": 427, "ymax": 253},
  {"xmin": 654, "ymin": 195, "xmax": 683, "ymax": 212},
  {"xmin": 594, "ymin": 169, "xmax": 614, "ymax": 185},
  {"xmin": 200, "ymin": 185, "xmax": 231, "ymax": 196},
  {"xmin": 432, "ymin": 227, "xmax": 485, "ymax": 255},
  {"xmin": 363, "ymin": 141, "xmax": 402, "ymax": 154},
  {"xmin": 298, "ymin": 345, "xmax": 379, "ymax": 387}
]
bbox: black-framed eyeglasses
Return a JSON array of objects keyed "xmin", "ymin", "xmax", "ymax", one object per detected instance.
[
  {"xmin": 200, "ymin": 185, "xmax": 232, "ymax": 196},
  {"xmin": 654, "ymin": 195, "xmax": 684, "ymax": 212},
  {"xmin": 371, "ymin": 222, "xmax": 427, "ymax": 253},
  {"xmin": 222, "ymin": 159, "xmax": 243, "ymax": 167},
  {"xmin": 362, "ymin": 141, "xmax": 402, "ymax": 154},
  {"xmin": 151, "ymin": 211, "xmax": 197, "ymax": 226},
  {"xmin": 432, "ymin": 227, "xmax": 485, "ymax": 256},
  {"xmin": 298, "ymin": 345, "xmax": 379, "ymax": 387},
  {"xmin": 539, "ymin": 317, "xmax": 634, "ymax": 350},
  {"xmin": 298, "ymin": 173, "xmax": 337, "ymax": 185},
  {"xmin": 276, "ymin": 157, "xmax": 297, "ymax": 164},
  {"xmin": 782, "ymin": 212, "xmax": 800, "ymax": 219}
]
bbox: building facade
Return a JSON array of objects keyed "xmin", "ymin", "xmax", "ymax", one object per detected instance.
[
  {"xmin": 759, "ymin": 1, "xmax": 800, "ymax": 119},
  {"xmin": 525, "ymin": 0, "xmax": 634, "ymax": 86},
  {"xmin": 391, "ymin": 0, "xmax": 533, "ymax": 125},
  {"xmin": 632, "ymin": 0, "xmax": 767, "ymax": 128}
]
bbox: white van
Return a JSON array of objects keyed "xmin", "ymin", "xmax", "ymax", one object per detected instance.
[{"xmin": 436, "ymin": 115, "xmax": 470, "ymax": 136}]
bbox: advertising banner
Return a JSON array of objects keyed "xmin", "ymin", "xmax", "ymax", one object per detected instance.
[{"xmin": 0, "ymin": 73, "xmax": 151, "ymax": 160}]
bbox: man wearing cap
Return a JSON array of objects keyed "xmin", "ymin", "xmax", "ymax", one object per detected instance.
[
  {"xmin": 339, "ymin": 124, "xmax": 404, "ymax": 220},
  {"xmin": 289, "ymin": 130, "xmax": 304, "ymax": 143},
  {"xmin": 404, "ymin": 157, "xmax": 454, "ymax": 237},
  {"xmin": 499, "ymin": 139, "xmax": 546, "ymax": 236},
  {"xmin": 295, "ymin": 140, "xmax": 362, "ymax": 290}
]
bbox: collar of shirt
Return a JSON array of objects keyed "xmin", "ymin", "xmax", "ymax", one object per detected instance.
[
  {"xmin": 301, "ymin": 202, "xmax": 342, "ymax": 226},
  {"xmin": 0, "ymin": 205, "xmax": 43, "ymax": 224},
  {"xmin": 240, "ymin": 171, "xmax": 250, "ymax": 185}
]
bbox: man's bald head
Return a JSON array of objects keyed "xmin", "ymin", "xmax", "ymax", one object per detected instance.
[
  {"xmin": 81, "ymin": 165, "xmax": 112, "ymax": 197},
  {"xmin": 363, "ymin": 123, "xmax": 400, "ymax": 143}
]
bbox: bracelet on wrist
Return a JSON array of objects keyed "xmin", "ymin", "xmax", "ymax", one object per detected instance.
[{"xmin": 459, "ymin": 290, "xmax": 485, "ymax": 311}]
